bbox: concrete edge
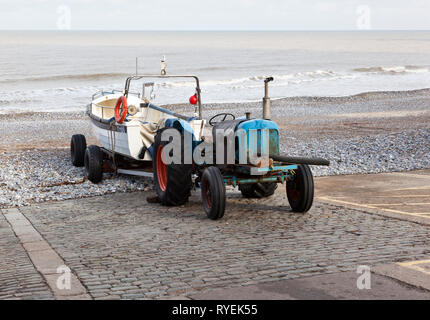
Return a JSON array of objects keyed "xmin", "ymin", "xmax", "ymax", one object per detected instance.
[
  {"xmin": 2, "ymin": 208, "xmax": 92, "ymax": 300},
  {"xmin": 315, "ymin": 198, "xmax": 430, "ymax": 227},
  {"xmin": 373, "ymin": 263, "xmax": 430, "ymax": 292}
]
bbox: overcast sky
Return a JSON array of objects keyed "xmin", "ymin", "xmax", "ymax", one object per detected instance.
[{"xmin": 1, "ymin": 0, "xmax": 430, "ymax": 31}]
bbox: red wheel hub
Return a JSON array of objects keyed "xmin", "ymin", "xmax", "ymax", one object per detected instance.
[
  {"xmin": 156, "ymin": 146, "xmax": 167, "ymax": 191},
  {"xmin": 288, "ymin": 179, "xmax": 301, "ymax": 201},
  {"xmin": 202, "ymin": 180, "xmax": 212, "ymax": 208}
]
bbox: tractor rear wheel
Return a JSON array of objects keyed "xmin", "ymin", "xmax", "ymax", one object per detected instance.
[
  {"xmin": 286, "ymin": 164, "xmax": 314, "ymax": 212},
  {"xmin": 152, "ymin": 128, "xmax": 192, "ymax": 206},
  {"xmin": 239, "ymin": 182, "xmax": 277, "ymax": 198},
  {"xmin": 84, "ymin": 145, "xmax": 103, "ymax": 183},
  {"xmin": 201, "ymin": 167, "xmax": 226, "ymax": 220},
  {"xmin": 71, "ymin": 134, "xmax": 86, "ymax": 167}
]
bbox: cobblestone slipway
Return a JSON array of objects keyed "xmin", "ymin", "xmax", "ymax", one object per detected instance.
[{"xmin": 2, "ymin": 189, "xmax": 429, "ymax": 299}]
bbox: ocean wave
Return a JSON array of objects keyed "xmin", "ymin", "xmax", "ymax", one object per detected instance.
[
  {"xmin": 2, "ymin": 66, "xmax": 430, "ymax": 113},
  {"xmin": 0, "ymin": 98, "xmax": 43, "ymax": 105},
  {"xmin": 0, "ymin": 73, "xmax": 129, "ymax": 83},
  {"xmin": 0, "ymin": 69, "xmax": 341, "ymax": 89},
  {"xmin": 231, "ymin": 75, "xmax": 357, "ymax": 90},
  {"xmin": 353, "ymin": 65, "xmax": 429, "ymax": 74},
  {"xmin": 195, "ymin": 66, "xmax": 227, "ymax": 71},
  {"xmin": 0, "ymin": 85, "xmax": 101, "ymax": 109},
  {"xmin": 157, "ymin": 70, "xmax": 338, "ymax": 89}
]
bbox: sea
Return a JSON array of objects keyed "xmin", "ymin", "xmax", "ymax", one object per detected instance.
[{"xmin": 1, "ymin": 30, "xmax": 430, "ymax": 113}]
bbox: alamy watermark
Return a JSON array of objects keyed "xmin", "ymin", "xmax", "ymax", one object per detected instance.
[
  {"xmin": 57, "ymin": 5, "xmax": 72, "ymax": 30},
  {"xmin": 356, "ymin": 265, "xmax": 371, "ymax": 290},
  {"xmin": 56, "ymin": 265, "xmax": 71, "ymax": 290},
  {"xmin": 159, "ymin": 128, "xmax": 271, "ymax": 174},
  {"xmin": 356, "ymin": 5, "xmax": 372, "ymax": 30}
]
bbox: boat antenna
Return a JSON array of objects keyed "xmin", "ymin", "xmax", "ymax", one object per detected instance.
[
  {"xmin": 161, "ymin": 55, "xmax": 166, "ymax": 75},
  {"xmin": 135, "ymin": 57, "xmax": 143, "ymax": 75}
]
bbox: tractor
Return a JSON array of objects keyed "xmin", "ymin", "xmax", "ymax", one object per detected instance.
[{"xmin": 71, "ymin": 74, "xmax": 329, "ymax": 220}]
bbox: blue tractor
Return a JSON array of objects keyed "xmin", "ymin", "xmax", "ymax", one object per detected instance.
[
  {"xmin": 149, "ymin": 76, "xmax": 330, "ymax": 220},
  {"xmin": 73, "ymin": 74, "xmax": 329, "ymax": 220}
]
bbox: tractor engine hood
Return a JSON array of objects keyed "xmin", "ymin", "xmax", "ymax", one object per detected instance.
[{"xmin": 236, "ymin": 119, "xmax": 280, "ymax": 156}]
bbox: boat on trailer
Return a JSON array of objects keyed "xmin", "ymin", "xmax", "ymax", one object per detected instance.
[
  {"xmin": 70, "ymin": 63, "xmax": 330, "ymax": 220},
  {"xmin": 81, "ymin": 75, "xmax": 206, "ymax": 178}
]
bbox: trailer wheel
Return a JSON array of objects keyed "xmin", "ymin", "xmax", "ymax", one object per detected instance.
[
  {"xmin": 84, "ymin": 145, "xmax": 103, "ymax": 183},
  {"xmin": 239, "ymin": 182, "xmax": 277, "ymax": 198},
  {"xmin": 70, "ymin": 134, "xmax": 86, "ymax": 167},
  {"xmin": 201, "ymin": 167, "xmax": 226, "ymax": 220},
  {"xmin": 153, "ymin": 128, "xmax": 192, "ymax": 206},
  {"xmin": 287, "ymin": 164, "xmax": 314, "ymax": 212}
]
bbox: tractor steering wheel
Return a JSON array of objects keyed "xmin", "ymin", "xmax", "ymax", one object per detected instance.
[{"xmin": 209, "ymin": 113, "xmax": 236, "ymax": 126}]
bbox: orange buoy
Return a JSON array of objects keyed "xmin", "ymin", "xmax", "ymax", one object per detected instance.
[{"xmin": 114, "ymin": 96, "xmax": 128, "ymax": 123}]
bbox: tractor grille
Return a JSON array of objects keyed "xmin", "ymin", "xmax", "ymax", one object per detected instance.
[
  {"xmin": 255, "ymin": 129, "xmax": 280, "ymax": 156},
  {"xmin": 268, "ymin": 129, "xmax": 280, "ymax": 155},
  {"xmin": 235, "ymin": 129, "xmax": 279, "ymax": 160}
]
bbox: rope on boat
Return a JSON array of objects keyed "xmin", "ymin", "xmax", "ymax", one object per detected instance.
[{"xmin": 108, "ymin": 121, "xmax": 117, "ymax": 172}]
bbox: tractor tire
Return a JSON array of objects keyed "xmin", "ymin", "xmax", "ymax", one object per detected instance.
[
  {"xmin": 152, "ymin": 128, "xmax": 192, "ymax": 206},
  {"xmin": 239, "ymin": 182, "xmax": 278, "ymax": 198},
  {"xmin": 201, "ymin": 166, "xmax": 226, "ymax": 220},
  {"xmin": 84, "ymin": 145, "xmax": 103, "ymax": 183},
  {"xmin": 71, "ymin": 134, "xmax": 86, "ymax": 167},
  {"xmin": 286, "ymin": 164, "xmax": 314, "ymax": 212}
]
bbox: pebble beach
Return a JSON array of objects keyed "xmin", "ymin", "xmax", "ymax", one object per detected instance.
[{"xmin": 1, "ymin": 89, "xmax": 430, "ymax": 208}]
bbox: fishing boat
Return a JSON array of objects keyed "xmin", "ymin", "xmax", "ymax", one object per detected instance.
[{"xmin": 74, "ymin": 74, "xmax": 206, "ymax": 179}]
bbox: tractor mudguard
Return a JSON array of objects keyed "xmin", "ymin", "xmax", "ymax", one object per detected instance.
[{"xmin": 164, "ymin": 118, "xmax": 194, "ymax": 137}]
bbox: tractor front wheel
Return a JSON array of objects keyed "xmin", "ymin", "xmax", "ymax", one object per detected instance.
[
  {"xmin": 201, "ymin": 167, "xmax": 226, "ymax": 220},
  {"xmin": 286, "ymin": 164, "xmax": 314, "ymax": 212}
]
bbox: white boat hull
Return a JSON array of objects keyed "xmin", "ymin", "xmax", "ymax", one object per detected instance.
[
  {"xmin": 91, "ymin": 121, "xmax": 150, "ymax": 161},
  {"xmin": 88, "ymin": 91, "xmax": 206, "ymax": 163}
]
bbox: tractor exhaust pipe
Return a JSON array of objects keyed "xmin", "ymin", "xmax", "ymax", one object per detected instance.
[
  {"xmin": 263, "ymin": 77, "xmax": 273, "ymax": 120},
  {"xmin": 270, "ymin": 154, "xmax": 330, "ymax": 166}
]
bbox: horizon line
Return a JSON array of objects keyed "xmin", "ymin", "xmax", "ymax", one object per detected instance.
[{"xmin": 1, "ymin": 29, "xmax": 430, "ymax": 32}]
